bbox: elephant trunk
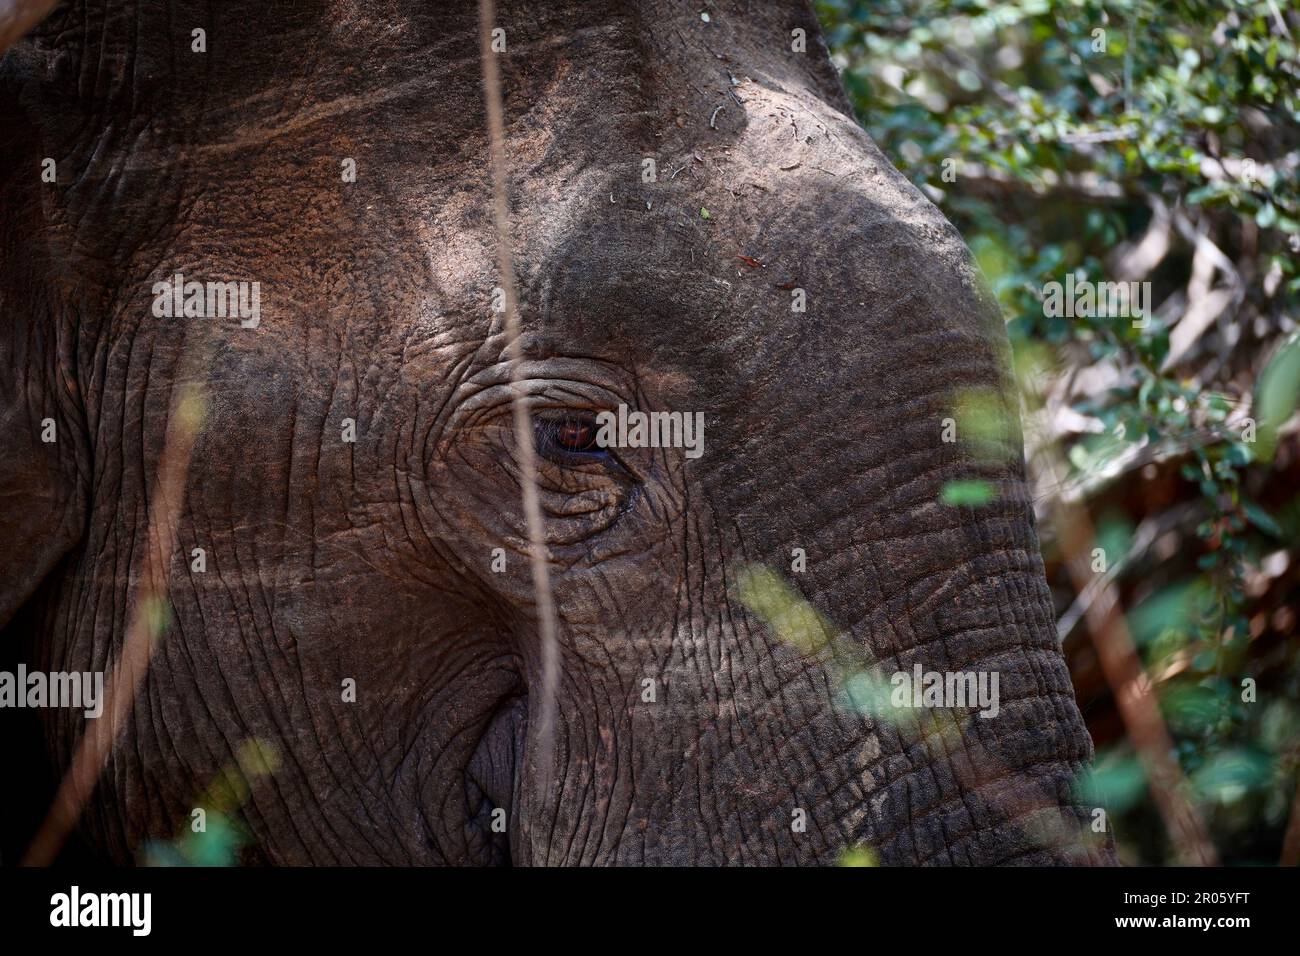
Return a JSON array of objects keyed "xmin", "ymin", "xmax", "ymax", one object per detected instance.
[{"xmin": 500, "ymin": 475, "xmax": 1110, "ymax": 864}]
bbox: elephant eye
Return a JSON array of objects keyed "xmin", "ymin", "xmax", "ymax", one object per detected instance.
[
  {"xmin": 556, "ymin": 417, "xmax": 598, "ymax": 452},
  {"xmin": 536, "ymin": 414, "xmax": 606, "ymax": 460}
]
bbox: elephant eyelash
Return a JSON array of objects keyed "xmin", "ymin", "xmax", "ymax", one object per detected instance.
[{"xmin": 538, "ymin": 414, "xmax": 602, "ymax": 452}]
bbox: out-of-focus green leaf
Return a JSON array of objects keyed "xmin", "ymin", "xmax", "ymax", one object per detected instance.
[
  {"xmin": 940, "ymin": 479, "xmax": 996, "ymax": 506},
  {"xmin": 1075, "ymin": 752, "xmax": 1148, "ymax": 814},
  {"xmin": 1191, "ymin": 749, "xmax": 1274, "ymax": 804},
  {"xmin": 1255, "ymin": 335, "xmax": 1300, "ymax": 462}
]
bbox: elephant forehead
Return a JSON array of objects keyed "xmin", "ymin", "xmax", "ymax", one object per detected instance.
[
  {"xmin": 30, "ymin": 0, "xmax": 919, "ymax": 382},
  {"xmin": 491, "ymin": 71, "xmax": 971, "ymax": 346},
  {"xmin": 513, "ymin": 185, "xmax": 977, "ymax": 382}
]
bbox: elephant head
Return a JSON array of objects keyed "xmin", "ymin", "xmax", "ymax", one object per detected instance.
[{"xmin": 0, "ymin": 0, "xmax": 1114, "ymax": 865}]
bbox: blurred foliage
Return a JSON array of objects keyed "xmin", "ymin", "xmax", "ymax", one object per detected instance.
[
  {"xmin": 140, "ymin": 739, "xmax": 281, "ymax": 867},
  {"xmin": 839, "ymin": 844, "xmax": 881, "ymax": 866},
  {"xmin": 818, "ymin": 0, "xmax": 1300, "ymax": 864}
]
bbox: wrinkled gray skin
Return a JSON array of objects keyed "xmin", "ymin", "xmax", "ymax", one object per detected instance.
[{"xmin": 0, "ymin": 0, "xmax": 1114, "ymax": 865}]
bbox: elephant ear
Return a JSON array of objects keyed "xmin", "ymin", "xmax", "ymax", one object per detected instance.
[
  {"xmin": 0, "ymin": 44, "xmax": 86, "ymax": 630},
  {"xmin": 0, "ymin": 0, "xmax": 57, "ymax": 55}
]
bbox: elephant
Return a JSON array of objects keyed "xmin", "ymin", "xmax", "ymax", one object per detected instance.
[{"xmin": 0, "ymin": 0, "xmax": 1115, "ymax": 866}]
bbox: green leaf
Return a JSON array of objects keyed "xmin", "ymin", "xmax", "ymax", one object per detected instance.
[
  {"xmin": 1075, "ymin": 752, "xmax": 1147, "ymax": 814},
  {"xmin": 1242, "ymin": 500, "xmax": 1283, "ymax": 538},
  {"xmin": 1191, "ymin": 749, "xmax": 1274, "ymax": 804},
  {"xmin": 1255, "ymin": 335, "xmax": 1300, "ymax": 462}
]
